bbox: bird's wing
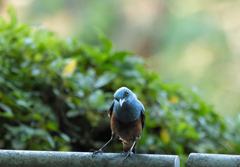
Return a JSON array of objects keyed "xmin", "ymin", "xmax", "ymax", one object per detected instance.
[
  {"xmin": 141, "ymin": 108, "xmax": 145, "ymax": 130},
  {"xmin": 108, "ymin": 100, "xmax": 115, "ymax": 118}
]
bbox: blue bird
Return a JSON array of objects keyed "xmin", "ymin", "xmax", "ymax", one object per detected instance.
[{"xmin": 90, "ymin": 87, "xmax": 145, "ymax": 160}]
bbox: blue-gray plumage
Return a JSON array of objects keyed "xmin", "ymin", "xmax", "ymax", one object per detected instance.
[
  {"xmin": 90, "ymin": 87, "xmax": 145, "ymax": 160},
  {"xmin": 113, "ymin": 87, "xmax": 145, "ymax": 125}
]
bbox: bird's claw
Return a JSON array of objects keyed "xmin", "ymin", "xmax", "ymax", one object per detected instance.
[
  {"xmin": 89, "ymin": 149, "xmax": 103, "ymax": 158},
  {"xmin": 123, "ymin": 151, "xmax": 134, "ymax": 161}
]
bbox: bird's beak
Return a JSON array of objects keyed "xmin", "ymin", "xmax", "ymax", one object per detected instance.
[{"xmin": 119, "ymin": 98, "xmax": 125, "ymax": 107}]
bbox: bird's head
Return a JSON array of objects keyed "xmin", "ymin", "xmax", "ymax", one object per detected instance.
[{"xmin": 114, "ymin": 87, "xmax": 135, "ymax": 107}]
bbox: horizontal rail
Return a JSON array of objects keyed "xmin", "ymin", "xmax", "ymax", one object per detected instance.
[
  {"xmin": 187, "ymin": 153, "xmax": 240, "ymax": 167},
  {"xmin": 0, "ymin": 150, "xmax": 180, "ymax": 167}
]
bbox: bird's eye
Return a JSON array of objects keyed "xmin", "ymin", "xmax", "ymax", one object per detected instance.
[{"xmin": 126, "ymin": 91, "xmax": 129, "ymax": 95}]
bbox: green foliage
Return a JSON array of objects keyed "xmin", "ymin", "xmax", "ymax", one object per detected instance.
[{"xmin": 0, "ymin": 7, "xmax": 240, "ymax": 166}]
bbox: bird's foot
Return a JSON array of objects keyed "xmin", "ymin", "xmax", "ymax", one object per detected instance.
[
  {"xmin": 89, "ymin": 149, "xmax": 103, "ymax": 158},
  {"xmin": 123, "ymin": 150, "xmax": 134, "ymax": 161}
]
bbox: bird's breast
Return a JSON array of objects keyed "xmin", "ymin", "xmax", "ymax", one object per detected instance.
[
  {"xmin": 110, "ymin": 111, "xmax": 143, "ymax": 142},
  {"xmin": 113, "ymin": 103, "xmax": 140, "ymax": 123}
]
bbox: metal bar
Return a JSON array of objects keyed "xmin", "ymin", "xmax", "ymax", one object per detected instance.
[
  {"xmin": 187, "ymin": 153, "xmax": 240, "ymax": 167},
  {"xmin": 0, "ymin": 150, "xmax": 180, "ymax": 167}
]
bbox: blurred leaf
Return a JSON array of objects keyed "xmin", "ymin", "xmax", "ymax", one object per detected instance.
[
  {"xmin": 31, "ymin": 68, "xmax": 41, "ymax": 76},
  {"xmin": 88, "ymin": 89, "xmax": 105, "ymax": 107},
  {"xmin": 46, "ymin": 135, "xmax": 55, "ymax": 149},
  {"xmin": 8, "ymin": 6, "xmax": 17, "ymax": 27},
  {"xmin": 34, "ymin": 114, "xmax": 41, "ymax": 120},
  {"xmin": 65, "ymin": 100, "xmax": 76, "ymax": 109},
  {"xmin": 46, "ymin": 121, "xmax": 59, "ymax": 131},
  {"xmin": 86, "ymin": 110, "xmax": 99, "ymax": 127},
  {"xmin": 62, "ymin": 59, "xmax": 77, "ymax": 76},
  {"xmin": 60, "ymin": 133, "xmax": 71, "ymax": 142},
  {"xmin": 94, "ymin": 72, "xmax": 117, "ymax": 88},
  {"xmin": 66, "ymin": 110, "xmax": 82, "ymax": 118},
  {"xmin": 97, "ymin": 29, "xmax": 113, "ymax": 52},
  {"xmin": 160, "ymin": 129, "xmax": 170, "ymax": 144},
  {"xmin": 11, "ymin": 139, "xmax": 26, "ymax": 150},
  {"xmin": 169, "ymin": 96, "xmax": 179, "ymax": 104},
  {"xmin": 0, "ymin": 103, "xmax": 13, "ymax": 117}
]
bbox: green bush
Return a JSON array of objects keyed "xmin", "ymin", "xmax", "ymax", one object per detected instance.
[{"xmin": 1, "ymin": 7, "xmax": 240, "ymax": 166}]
